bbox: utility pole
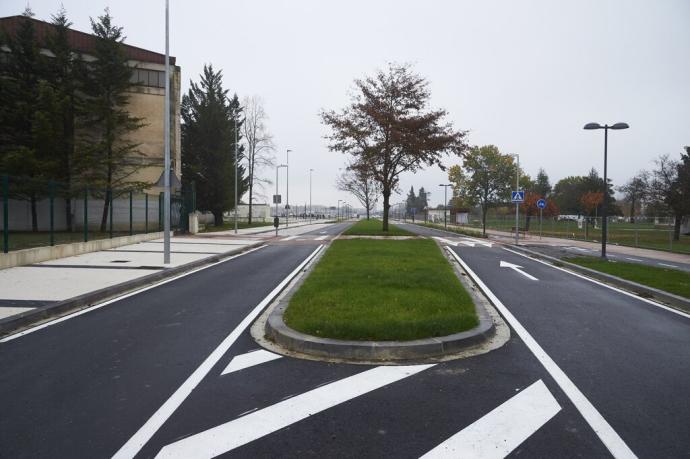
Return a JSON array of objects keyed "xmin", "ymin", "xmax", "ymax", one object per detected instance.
[
  {"xmin": 163, "ymin": 0, "xmax": 171, "ymax": 264},
  {"xmin": 286, "ymin": 149, "xmax": 291, "ymax": 228},
  {"xmin": 234, "ymin": 117, "xmax": 238, "ymax": 234}
]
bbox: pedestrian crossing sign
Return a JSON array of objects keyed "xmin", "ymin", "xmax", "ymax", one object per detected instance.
[{"xmin": 511, "ymin": 191, "xmax": 525, "ymax": 202}]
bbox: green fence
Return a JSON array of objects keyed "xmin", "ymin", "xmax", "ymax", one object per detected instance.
[{"xmin": 1, "ymin": 174, "xmax": 193, "ymax": 253}]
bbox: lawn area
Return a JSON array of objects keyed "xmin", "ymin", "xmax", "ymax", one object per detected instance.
[
  {"xmin": 200, "ymin": 221, "xmax": 273, "ymax": 232},
  {"xmin": 342, "ymin": 218, "xmax": 413, "ymax": 236},
  {"xmin": 284, "ymin": 239, "xmax": 478, "ymax": 341},
  {"xmin": 563, "ymin": 256, "xmax": 690, "ymax": 299}
]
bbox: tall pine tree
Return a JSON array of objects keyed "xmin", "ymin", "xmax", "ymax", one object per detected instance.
[{"xmin": 181, "ymin": 65, "xmax": 248, "ymax": 226}]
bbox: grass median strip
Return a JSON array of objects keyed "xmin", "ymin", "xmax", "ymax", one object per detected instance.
[
  {"xmin": 342, "ymin": 219, "xmax": 413, "ymax": 236},
  {"xmin": 563, "ymin": 256, "xmax": 690, "ymax": 299},
  {"xmin": 284, "ymin": 239, "xmax": 478, "ymax": 341}
]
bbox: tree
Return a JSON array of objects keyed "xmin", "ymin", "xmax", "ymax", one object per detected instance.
[
  {"xmin": 405, "ymin": 186, "xmax": 417, "ymax": 215},
  {"xmin": 534, "ymin": 168, "xmax": 552, "ymax": 198},
  {"xmin": 336, "ymin": 164, "xmax": 380, "ymax": 220},
  {"xmin": 448, "ymin": 145, "xmax": 514, "ymax": 236},
  {"xmin": 618, "ymin": 172, "xmax": 649, "ymax": 223},
  {"xmin": 321, "ymin": 63, "xmax": 466, "ymax": 231},
  {"xmin": 520, "ymin": 191, "xmax": 559, "ymax": 231},
  {"xmin": 649, "ymin": 149, "xmax": 690, "ymax": 240},
  {"xmin": 416, "ymin": 187, "xmax": 429, "ymax": 213},
  {"xmin": 77, "ymin": 9, "xmax": 148, "ymax": 231},
  {"xmin": 181, "ymin": 65, "xmax": 248, "ymax": 226},
  {"xmin": 241, "ymin": 95, "xmax": 274, "ymax": 224}
]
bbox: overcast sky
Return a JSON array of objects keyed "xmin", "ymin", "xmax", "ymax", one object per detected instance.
[{"xmin": 3, "ymin": 0, "xmax": 689, "ymax": 210}]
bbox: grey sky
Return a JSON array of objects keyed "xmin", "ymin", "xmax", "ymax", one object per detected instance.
[{"xmin": 3, "ymin": 0, "xmax": 689, "ymax": 210}]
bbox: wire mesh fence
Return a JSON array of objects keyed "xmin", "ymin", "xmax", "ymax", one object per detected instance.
[{"xmin": 1, "ymin": 174, "xmax": 190, "ymax": 253}]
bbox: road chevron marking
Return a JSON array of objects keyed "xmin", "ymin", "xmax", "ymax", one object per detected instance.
[
  {"xmin": 112, "ymin": 245, "xmax": 325, "ymax": 459},
  {"xmin": 155, "ymin": 365, "xmax": 434, "ymax": 458},
  {"xmin": 446, "ymin": 247, "xmax": 637, "ymax": 458},
  {"xmin": 420, "ymin": 379, "xmax": 561, "ymax": 458},
  {"xmin": 221, "ymin": 349, "xmax": 282, "ymax": 375}
]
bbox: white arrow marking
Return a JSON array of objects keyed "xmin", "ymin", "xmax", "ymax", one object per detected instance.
[
  {"xmin": 500, "ymin": 260, "xmax": 538, "ymax": 280},
  {"xmin": 433, "ymin": 236, "xmax": 459, "ymax": 246},
  {"xmin": 156, "ymin": 364, "xmax": 433, "ymax": 458},
  {"xmin": 459, "ymin": 240, "xmax": 476, "ymax": 247},
  {"xmin": 221, "ymin": 349, "xmax": 282, "ymax": 375},
  {"xmin": 462, "ymin": 237, "xmax": 492, "ymax": 248},
  {"xmin": 420, "ymin": 379, "xmax": 561, "ymax": 459}
]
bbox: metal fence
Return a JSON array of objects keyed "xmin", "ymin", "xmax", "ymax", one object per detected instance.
[{"xmin": 1, "ymin": 174, "xmax": 191, "ymax": 253}]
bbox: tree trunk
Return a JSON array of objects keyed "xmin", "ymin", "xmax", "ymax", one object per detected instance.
[
  {"xmin": 674, "ymin": 214, "xmax": 681, "ymax": 241},
  {"xmin": 248, "ymin": 181, "xmax": 253, "ymax": 224},
  {"xmin": 525, "ymin": 215, "xmax": 531, "ymax": 231},
  {"xmin": 629, "ymin": 197, "xmax": 635, "ymax": 224},
  {"xmin": 213, "ymin": 210, "xmax": 223, "ymax": 227},
  {"xmin": 100, "ymin": 189, "xmax": 110, "ymax": 233},
  {"xmin": 481, "ymin": 205, "xmax": 487, "ymax": 237},
  {"xmin": 30, "ymin": 193, "xmax": 38, "ymax": 232},
  {"xmin": 382, "ymin": 189, "xmax": 390, "ymax": 231},
  {"xmin": 65, "ymin": 198, "xmax": 72, "ymax": 232}
]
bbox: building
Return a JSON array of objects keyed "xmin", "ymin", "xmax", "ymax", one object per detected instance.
[{"xmin": 0, "ymin": 15, "xmax": 181, "ymax": 231}]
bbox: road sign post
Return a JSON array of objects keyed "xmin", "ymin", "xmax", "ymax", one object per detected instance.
[
  {"xmin": 511, "ymin": 191, "xmax": 525, "ymax": 244},
  {"xmin": 537, "ymin": 199, "xmax": 546, "ymax": 240}
]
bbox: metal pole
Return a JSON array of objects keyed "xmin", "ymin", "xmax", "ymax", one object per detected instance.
[
  {"xmin": 444, "ymin": 186, "xmax": 448, "ymax": 230},
  {"xmin": 539, "ymin": 207, "xmax": 543, "ymax": 240},
  {"xmin": 309, "ymin": 168, "xmax": 313, "ymax": 224},
  {"xmin": 286, "ymin": 149, "xmax": 291, "ymax": 228},
  {"xmin": 163, "ymin": 0, "xmax": 171, "ymax": 264},
  {"xmin": 129, "ymin": 191, "xmax": 133, "ymax": 236},
  {"xmin": 109, "ymin": 189, "xmax": 113, "ymax": 239},
  {"xmin": 145, "ymin": 193, "xmax": 149, "ymax": 233},
  {"xmin": 515, "ymin": 154, "xmax": 519, "ymax": 245},
  {"xmin": 234, "ymin": 118, "xmax": 238, "ymax": 234},
  {"xmin": 601, "ymin": 127, "xmax": 608, "ymax": 258},
  {"xmin": 2, "ymin": 175, "xmax": 8, "ymax": 253},
  {"xmin": 84, "ymin": 187, "xmax": 88, "ymax": 242},
  {"xmin": 49, "ymin": 181, "xmax": 54, "ymax": 246},
  {"xmin": 275, "ymin": 165, "xmax": 279, "ymax": 237}
]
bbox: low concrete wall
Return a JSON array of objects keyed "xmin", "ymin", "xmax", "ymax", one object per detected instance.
[{"xmin": 0, "ymin": 231, "xmax": 164, "ymax": 270}]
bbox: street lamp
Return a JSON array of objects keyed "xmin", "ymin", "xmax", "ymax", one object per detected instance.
[
  {"xmin": 234, "ymin": 117, "xmax": 239, "ymax": 234},
  {"xmin": 286, "ymin": 149, "xmax": 292, "ymax": 228},
  {"xmin": 583, "ymin": 122, "xmax": 629, "ymax": 258},
  {"xmin": 439, "ymin": 184, "xmax": 452, "ymax": 230},
  {"xmin": 275, "ymin": 164, "xmax": 288, "ymax": 236},
  {"xmin": 163, "ymin": 0, "xmax": 171, "ymax": 264},
  {"xmin": 309, "ymin": 168, "xmax": 313, "ymax": 224},
  {"xmin": 337, "ymin": 199, "xmax": 342, "ymax": 221},
  {"xmin": 510, "ymin": 153, "xmax": 520, "ymax": 246}
]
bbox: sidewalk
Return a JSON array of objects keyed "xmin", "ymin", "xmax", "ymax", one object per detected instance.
[{"xmin": 0, "ymin": 220, "xmax": 336, "ymax": 332}]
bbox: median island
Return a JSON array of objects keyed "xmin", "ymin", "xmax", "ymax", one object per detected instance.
[{"xmin": 283, "ymin": 220, "xmax": 478, "ymax": 341}]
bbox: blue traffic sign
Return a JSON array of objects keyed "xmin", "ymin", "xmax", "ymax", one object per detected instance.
[
  {"xmin": 537, "ymin": 199, "xmax": 546, "ymax": 209},
  {"xmin": 511, "ymin": 191, "xmax": 525, "ymax": 202}
]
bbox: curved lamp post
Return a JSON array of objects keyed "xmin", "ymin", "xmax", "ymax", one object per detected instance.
[{"xmin": 583, "ymin": 122, "xmax": 629, "ymax": 258}]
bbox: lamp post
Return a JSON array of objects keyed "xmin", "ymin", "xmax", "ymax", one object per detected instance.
[
  {"xmin": 234, "ymin": 117, "xmax": 238, "ymax": 234},
  {"xmin": 309, "ymin": 168, "xmax": 313, "ymax": 224},
  {"xmin": 337, "ymin": 199, "xmax": 342, "ymax": 221},
  {"xmin": 275, "ymin": 164, "xmax": 287, "ymax": 236},
  {"xmin": 583, "ymin": 122, "xmax": 629, "ymax": 258},
  {"xmin": 286, "ymin": 149, "xmax": 292, "ymax": 228},
  {"xmin": 439, "ymin": 184, "xmax": 452, "ymax": 230},
  {"xmin": 510, "ymin": 154, "xmax": 520, "ymax": 246},
  {"xmin": 163, "ymin": 0, "xmax": 171, "ymax": 264}
]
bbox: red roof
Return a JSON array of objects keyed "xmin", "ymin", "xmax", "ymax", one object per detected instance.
[{"xmin": 0, "ymin": 15, "xmax": 176, "ymax": 65}]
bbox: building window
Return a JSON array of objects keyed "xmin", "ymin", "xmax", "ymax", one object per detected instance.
[{"xmin": 130, "ymin": 68, "xmax": 165, "ymax": 88}]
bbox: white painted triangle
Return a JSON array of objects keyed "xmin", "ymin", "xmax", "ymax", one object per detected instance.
[
  {"xmin": 221, "ymin": 350, "xmax": 282, "ymax": 375},
  {"xmin": 420, "ymin": 379, "xmax": 561, "ymax": 459},
  {"xmin": 462, "ymin": 237, "xmax": 492, "ymax": 248},
  {"xmin": 156, "ymin": 364, "xmax": 433, "ymax": 459},
  {"xmin": 433, "ymin": 236, "xmax": 458, "ymax": 246},
  {"xmin": 459, "ymin": 241, "xmax": 476, "ymax": 247}
]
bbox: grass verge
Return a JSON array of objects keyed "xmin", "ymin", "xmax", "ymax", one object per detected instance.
[
  {"xmin": 284, "ymin": 239, "xmax": 478, "ymax": 341},
  {"xmin": 418, "ymin": 222, "xmax": 487, "ymax": 238},
  {"xmin": 343, "ymin": 219, "xmax": 413, "ymax": 236},
  {"xmin": 563, "ymin": 256, "xmax": 690, "ymax": 299}
]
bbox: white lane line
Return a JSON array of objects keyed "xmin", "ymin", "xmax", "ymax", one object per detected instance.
[
  {"xmin": 500, "ymin": 261, "xmax": 539, "ymax": 281},
  {"xmin": 221, "ymin": 349, "xmax": 282, "ymax": 375},
  {"xmin": 658, "ymin": 263, "xmax": 678, "ymax": 268},
  {"xmin": 626, "ymin": 258, "xmax": 643, "ymax": 262},
  {"xmin": 446, "ymin": 248, "xmax": 637, "ymax": 458},
  {"xmin": 420, "ymin": 379, "xmax": 561, "ymax": 459},
  {"xmin": 112, "ymin": 245, "xmax": 325, "ymax": 459},
  {"xmin": 155, "ymin": 364, "xmax": 433, "ymax": 459},
  {"xmin": 0, "ymin": 245, "xmax": 268, "ymax": 343},
  {"xmin": 282, "ymin": 235, "xmax": 299, "ymax": 241},
  {"xmin": 433, "ymin": 236, "xmax": 459, "ymax": 247},
  {"xmin": 314, "ymin": 235, "xmax": 327, "ymax": 241},
  {"xmin": 503, "ymin": 247, "xmax": 690, "ymax": 320}
]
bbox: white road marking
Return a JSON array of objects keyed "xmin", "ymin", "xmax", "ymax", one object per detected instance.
[
  {"xmin": 459, "ymin": 240, "xmax": 476, "ymax": 247},
  {"xmin": 420, "ymin": 379, "xmax": 561, "ymax": 459},
  {"xmin": 221, "ymin": 349, "xmax": 282, "ymax": 375},
  {"xmin": 463, "ymin": 237, "xmax": 492, "ymax": 248},
  {"xmin": 112, "ymin": 245, "xmax": 325, "ymax": 459},
  {"xmin": 568, "ymin": 247, "xmax": 592, "ymax": 252},
  {"xmin": 282, "ymin": 235, "xmax": 299, "ymax": 241},
  {"xmin": 626, "ymin": 258, "xmax": 643, "ymax": 262},
  {"xmin": 0, "ymin": 245, "xmax": 268, "ymax": 343},
  {"xmin": 155, "ymin": 364, "xmax": 433, "ymax": 458},
  {"xmin": 658, "ymin": 263, "xmax": 678, "ymax": 268},
  {"xmin": 319, "ymin": 231, "xmax": 327, "ymax": 234},
  {"xmin": 447, "ymin": 248, "xmax": 637, "ymax": 458},
  {"xmin": 503, "ymin": 247, "xmax": 690, "ymax": 320},
  {"xmin": 500, "ymin": 260, "xmax": 539, "ymax": 281},
  {"xmin": 314, "ymin": 235, "xmax": 327, "ymax": 241},
  {"xmin": 433, "ymin": 236, "xmax": 459, "ymax": 247}
]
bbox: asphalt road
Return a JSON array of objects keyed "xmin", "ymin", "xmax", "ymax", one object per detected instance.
[{"xmin": 1, "ymin": 220, "xmax": 688, "ymax": 457}]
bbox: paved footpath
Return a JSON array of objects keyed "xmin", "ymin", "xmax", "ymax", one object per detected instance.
[{"xmin": 0, "ymin": 220, "xmax": 334, "ymax": 322}]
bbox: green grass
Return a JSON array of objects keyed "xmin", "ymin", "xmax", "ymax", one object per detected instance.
[
  {"xmin": 343, "ymin": 219, "xmax": 413, "ymax": 236},
  {"xmin": 200, "ymin": 221, "xmax": 273, "ymax": 232},
  {"xmin": 563, "ymin": 256, "xmax": 690, "ymax": 299},
  {"xmin": 284, "ymin": 239, "xmax": 478, "ymax": 341},
  {"xmin": 419, "ymin": 222, "xmax": 487, "ymax": 238}
]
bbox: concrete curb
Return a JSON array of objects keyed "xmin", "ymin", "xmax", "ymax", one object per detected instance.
[
  {"xmin": 264, "ymin": 240, "xmax": 496, "ymax": 362},
  {"xmin": 509, "ymin": 244, "xmax": 690, "ymax": 313},
  {"xmin": 0, "ymin": 240, "xmax": 266, "ymax": 338}
]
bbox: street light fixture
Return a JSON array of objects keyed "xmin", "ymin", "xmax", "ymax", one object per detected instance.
[
  {"xmin": 439, "ymin": 184, "xmax": 452, "ymax": 230},
  {"xmin": 275, "ymin": 164, "xmax": 287, "ymax": 236},
  {"xmin": 583, "ymin": 122, "xmax": 629, "ymax": 258}
]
